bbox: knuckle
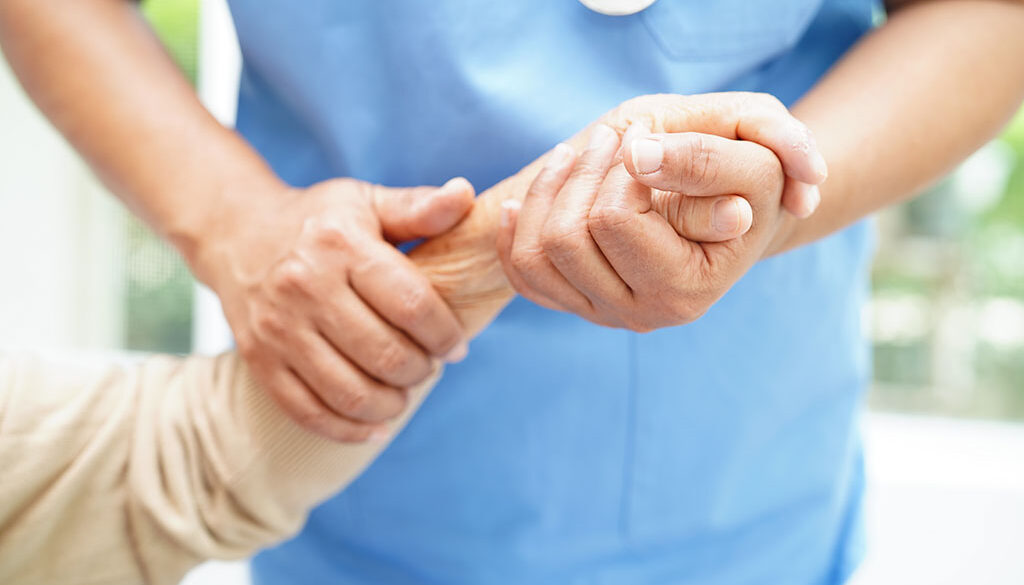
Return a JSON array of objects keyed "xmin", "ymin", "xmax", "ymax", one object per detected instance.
[
  {"xmin": 374, "ymin": 341, "xmax": 414, "ymax": 377},
  {"xmin": 570, "ymin": 160, "xmax": 606, "ymax": 183},
  {"xmin": 334, "ymin": 386, "xmax": 371, "ymax": 417},
  {"xmin": 540, "ymin": 219, "xmax": 588, "ymax": 258},
  {"xmin": 510, "ymin": 246, "xmax": 545, "ymax": 276},
  {"xmin": 589, "ymin": 200, "xmax": 633, "ymax": 233},
  {"xmin": 252, "ymin": 308, "xmax": 287, "ymax": 339},
  {"xmin": 683, "ymin": 134, "xmax": 720, "ymax": 189},
  {"xmin": 270, "ymin": 258, "xmax": 314, "ymax": 297},
  {"xmin": 652, "ymin": 190, "xmax": 690, "ymax": 234},
  {"xmin": 396, "ymin": 283, "xmax": 434, "ymax": 326},
  {"xmin": 306, "ymin": 218, "xmax": 351, "ymax": 251},
  {"xmin": 292, "ymin": 407, "xmax": 336, "ymax": 436}
]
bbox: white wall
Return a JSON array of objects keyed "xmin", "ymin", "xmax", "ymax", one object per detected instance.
[{"xmin": 0, "ymin": 51, "xmax": 123, "ymax": 351}]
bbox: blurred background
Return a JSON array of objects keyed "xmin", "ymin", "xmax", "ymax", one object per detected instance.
[{"xmin": 0, "ymin": 0, "xmax": 1021, "ymax": 583}]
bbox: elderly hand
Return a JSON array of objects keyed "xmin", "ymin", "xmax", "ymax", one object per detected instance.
[
  {"xmin": 193, "ymin": 177, "xmax": 475, "ymax": 441},
  {"xmin": 494, "ymin": 92, "xmax": 819, "ymax": 331}
]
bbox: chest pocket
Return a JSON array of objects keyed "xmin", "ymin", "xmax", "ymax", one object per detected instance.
[{"xmin": 639, "ymin": 0, "xmax": 823, "ymax": 62}]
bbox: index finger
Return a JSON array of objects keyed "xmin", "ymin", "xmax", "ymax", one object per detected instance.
[{"xmin": 348, "ymin": 241, "xmax": 467, "ymax": 363}]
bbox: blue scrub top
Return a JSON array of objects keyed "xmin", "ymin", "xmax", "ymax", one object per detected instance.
[{"xmin": 229, "ymin": 1, "xmax": 879, "ymax": 583}]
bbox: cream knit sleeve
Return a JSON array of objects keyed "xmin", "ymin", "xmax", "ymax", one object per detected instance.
[{"xmin": 0, "ymin": 351, "xmax": 439, "ymax": 585}]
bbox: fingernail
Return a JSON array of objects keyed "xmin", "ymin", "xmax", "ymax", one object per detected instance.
[
  {"xmin": 631, "ymin": 137, "xmax": 663, "ymax": 175},
  {"xmin": 803, "ymin": 185, "xmax": 822, "ymax": 216},
  {"xmin": 586, "ymin": 124, "xmax": 618, "ymax": 151},
  {"xmin": 544, "ymin": 143, "xmax": 574, "ymax": 170},
  {"xmin": 500, "ymin": 199, "xmax": 520, "ymax": 228},
  {"xmin": 440, "ymin": 176, "xmax": 471, "ymax": 196},
  {"xmin": 444, "ymin": 340, "xmax": 469, "ymax": 363},
  {"xmin": 713, "ymin": 199, "xmax": 742, "ymax": 234}
]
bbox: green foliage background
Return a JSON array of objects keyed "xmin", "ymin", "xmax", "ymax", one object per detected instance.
[{"xmin": 120, "ymin": 0, "xmax": 200, "ymax": 354}]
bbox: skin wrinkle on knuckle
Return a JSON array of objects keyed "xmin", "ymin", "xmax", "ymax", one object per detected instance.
[
  {"xmin": 510, "ymin": 246, "xmax": 546, "ymax": 278},
  {"xmin": 589, "ymin": 201, "xmax": 633, "ymax": 234},
  {"xmin": 684, "ymin": 134, "xmax": 720, "ymax": 190},
  {"xmin": 396, "ymin": 282, "xmax": 433, "ymax": 327},
  {"xmin": 654, "ymin": 189, "xmax": 689, "ymax": 233},
  {"xmin": 293, "ymin": 406, "xmax": 335, "ymax": 436},
  {"xmin": 334, "ymin": 385, "xmax": 371, "ymax": 418},
  {"xmin": 540, "ymin": 220, "xmax": 588, "ymax": 260},
  {"xmin": 374, "ymin": 339, "xmax": 413, "ymax": 379}
]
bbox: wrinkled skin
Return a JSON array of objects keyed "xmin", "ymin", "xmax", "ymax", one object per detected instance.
[
  {"xmin": 417, "ymin": 92, "xmax": 825, "ymax": 334},
  {"xmin": 415, "ymin": 93, "xmax": 823, "ymax": 333}
]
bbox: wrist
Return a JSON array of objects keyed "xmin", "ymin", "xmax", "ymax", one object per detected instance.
[{"xmin": 170, "ymin": 173, "xmax": 292, "ymax": 289}]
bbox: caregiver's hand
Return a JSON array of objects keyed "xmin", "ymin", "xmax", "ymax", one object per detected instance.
[
  {"xmin": 496, "ymin": 126, "xmax": 787, "ymax": 331},
  {"xmin": 601, "ymin": 92, "xmax": 829, "ymax": 219},
  {"xmin": 193, "ymin": 177, "xmax": 474, "ymax": 441}
]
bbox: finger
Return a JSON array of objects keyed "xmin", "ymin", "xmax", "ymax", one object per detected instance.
[
  {"xmin": 650, "ymin": 192, "xmax": 753, "ymax": 242},
  {"xmin": 287, "ymin": 327, "xmax": 409, "ymax": 423},
  {"xmin": 589, "ymin": 165, "xmax": 707, "ymax": 298},
  {"xmin": 314, "ymin": 287, "xmax": 434, "ymax": 388},
  {"xmin": 623, "ymin": 132, "xmax": 785, "ymax": 201},
  {"xmin": 263, "ymin": 365, "xmax": 385, "ymax": 443},
  {"xmin": 542, "ymin": 124, "xmax": 633, "ymax": 309},
  {"xmin": 348, "ymin": 243, "xmax": 468, "ymax": 362},
  {"xmin": 780, "ymin": 176, "xmax": 821, "ymax": 219},
  {"xmin": 375, "ymin": 177, "xmax": 476, "ymax": 242},
  {"xmin": 507, "ymin": 143, "xmax": 598, "ymax": 317},
  {"xmin": 610, "ymin": 92, "xmax": 827, "ymax": 184},
  {"xmin": 496, "ymin": 199, "xmax": 567, "ymax": 312}
]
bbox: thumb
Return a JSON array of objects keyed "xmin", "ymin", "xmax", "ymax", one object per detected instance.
[{"xmin": 374, "ymin": 177, "xmax": 475, "ymax": 242}]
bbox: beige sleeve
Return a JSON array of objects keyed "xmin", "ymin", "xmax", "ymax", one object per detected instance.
[{"xmin": 0, "ymin": 352, "xmax": 438, "ymax": 585}]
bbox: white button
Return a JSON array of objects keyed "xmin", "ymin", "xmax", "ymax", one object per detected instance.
[{"xmin": 578, "ymin": 0, "xmax": 658, "ymax": 16}]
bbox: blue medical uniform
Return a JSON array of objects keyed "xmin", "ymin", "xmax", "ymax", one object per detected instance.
[{"xmin": 229, "ymin": 1, "xmax": 880, "ymax": 583}]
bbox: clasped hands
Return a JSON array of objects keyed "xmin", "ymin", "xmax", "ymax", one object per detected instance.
[
  {"xmin": 198, "ymin": 92, "xmax": 826, "ymax": 442},
  {"xmin": 495, "ymin": 92, "xmax": 827, "ymax": 331}
]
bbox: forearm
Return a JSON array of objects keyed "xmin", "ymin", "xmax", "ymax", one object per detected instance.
[
  {"xmin": 0, "ymin": 0, "xmax": 282, "ymax": 270},
  {"xmin": 772, "ymin": 0, "xmax": 1024, "ymax": 254}
]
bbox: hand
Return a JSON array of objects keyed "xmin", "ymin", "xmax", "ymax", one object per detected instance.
[
  {"xmin": 496, "ymin": 125, "xmax": 788, "ymax": 331},
  {"xmin": 601, "ymin": 92, "xmax": 829, "ymax": 219},
  {"xmin": 194, "ymin": 177, "xmax": 475, "ymax": 441}
]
